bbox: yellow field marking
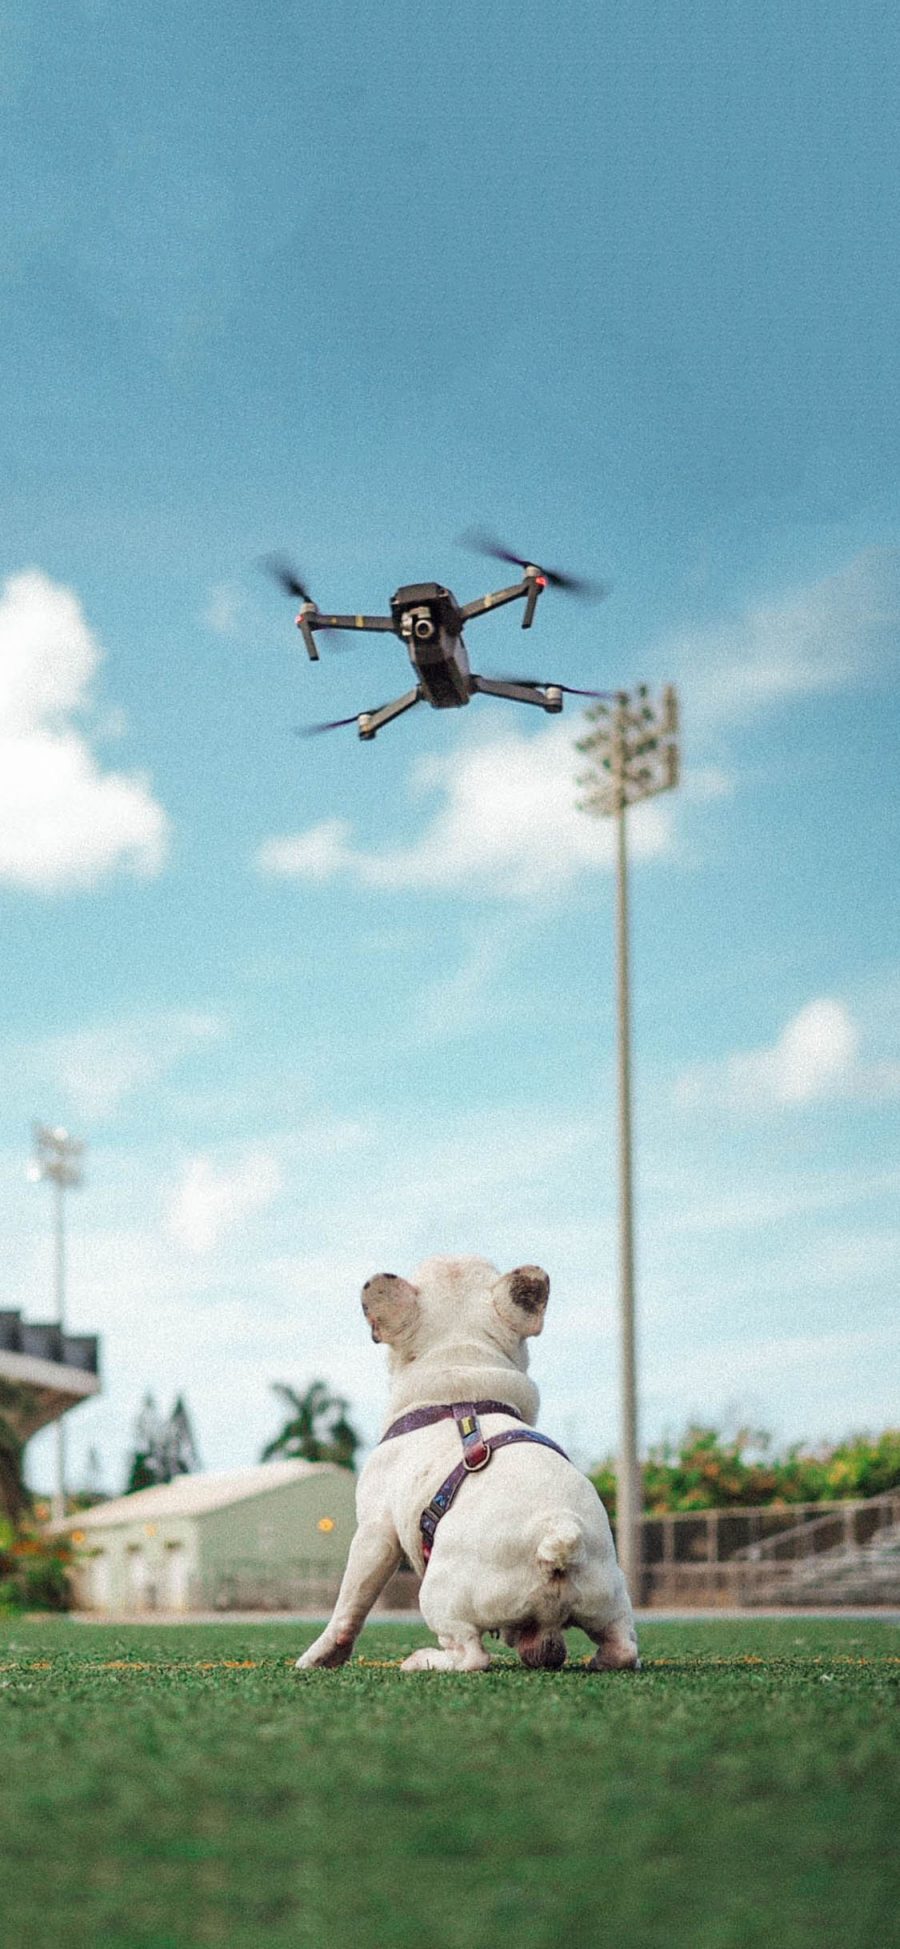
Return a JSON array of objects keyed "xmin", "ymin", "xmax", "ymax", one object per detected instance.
[
  {"xmin": 0, "ymin": 1650, "xmax": 891, "ymax": 1677},
  {"xmin": 196, "ymin": 1660, "xmax": 258, "ymax": 1670}
]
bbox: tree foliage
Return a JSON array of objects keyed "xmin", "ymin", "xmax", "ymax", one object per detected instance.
[
  {"xmin": 590, "ymin": 1424, "xmax": 900, "ymax": 1518},
  {"xmin": 124, "ymin": 1393, "xmax": 201, "ymax": 1494},
  {"xmin": 0, "ymin": 1383, "xmax": 33, "ymax": 1528},
  {"xmin": 261, "ymin": 1380, "xmax": 360, "ymax": 1471}
]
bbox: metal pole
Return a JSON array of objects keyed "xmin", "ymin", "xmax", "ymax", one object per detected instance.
[
  {"xmin": 613, "ymin": 711, "xmax": 641, "ymax": 1601},
  {"xmin": 52, "ymin": 1175, "xmax": 67, "ymax": 1525},
  {"xmin": 29, "ymin": 1126, "xmax": 84, "ymax": 1527},
  {"xmin": 576, "ymin": 686, "xmax": 678, "ymax": 1606}
]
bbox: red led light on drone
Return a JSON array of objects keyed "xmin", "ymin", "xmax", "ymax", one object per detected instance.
[{"xmin": 535, "ymin": 575, "xmax": 548, "ymax": 589}]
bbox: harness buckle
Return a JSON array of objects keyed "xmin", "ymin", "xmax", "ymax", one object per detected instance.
[{"xmin": 462, "ymin": 1440, "xmax": 491, "ymax": 1471}]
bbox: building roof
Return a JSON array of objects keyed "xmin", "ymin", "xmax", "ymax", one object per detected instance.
[{"xmin": 57, "ymin": 1459, "xmax": 344, "ymax": 1532}]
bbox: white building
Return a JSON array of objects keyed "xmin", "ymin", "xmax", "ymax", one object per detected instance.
[{"xmin": 58, "ymin": 1460, "xmax": 359, "ymax": 1614}]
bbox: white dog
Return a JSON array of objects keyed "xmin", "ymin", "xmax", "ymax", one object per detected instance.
[{"xmin": 296, "ymin": 1255, "xmax": 639, "ymax": 1674}]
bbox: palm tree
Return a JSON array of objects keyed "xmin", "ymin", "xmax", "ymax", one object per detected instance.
[{"xmin": 261, "ymin": 1380, "xmax": 360, "ymax": 1471}]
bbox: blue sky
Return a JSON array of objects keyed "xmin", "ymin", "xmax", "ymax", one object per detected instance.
[{"xmin": 3, "ymin": 1, "xmax": 897, "ymax": 1492}]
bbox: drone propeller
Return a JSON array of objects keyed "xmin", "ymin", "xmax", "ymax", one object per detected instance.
[
  {"xmin": 294, "ymin": 699, "xmax": 395, "ymax": 736},
  {"xmin": 261, "ymin": 554, "xmax": 315, "ymax": 604},
  {"xmin": 295, "ymin": 714, "xmax": 361, "ymax": 737},
  {"xmin": 458, "ymin": 528, "xmax": 609, "ymax": 601},
  {"xmin": 497, "ymin": 678, "xmax": 618, "ymax": 700},
  {"xmin": 261, "ymin": 553, "xmax": 352, "ymax": 654}
]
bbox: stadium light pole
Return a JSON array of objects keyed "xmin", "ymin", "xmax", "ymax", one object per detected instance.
[
  {"xmin": 29, "ymin": 1124, "xmax": 86, "ymax": 1524},
  {"xmin": 576, "ymin": 685, "xmax": 680, "ymax": 1602}
]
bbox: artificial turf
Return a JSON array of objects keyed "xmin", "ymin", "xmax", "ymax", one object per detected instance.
[{"xmin": 0, "ymin": 1616, "xmax": 896, "ymax": 1949}]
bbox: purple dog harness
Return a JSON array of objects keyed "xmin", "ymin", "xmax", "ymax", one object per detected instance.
[{"xmin": 380, "ymin": 1400, "xmax": 570, "ymax": 1565}]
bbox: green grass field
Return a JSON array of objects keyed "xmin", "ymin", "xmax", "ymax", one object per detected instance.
[{"xmin": 1, "ymin": 1616, "xmax": 897, "ymax": 1949}]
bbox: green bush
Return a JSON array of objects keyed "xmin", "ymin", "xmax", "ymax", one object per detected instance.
[
  {"xmin": 0, "ymin": 1533, "xmax": 72, "ymax": 1613},
  {"xmin": 590, "ymin": 1425, "xmax": 900, "ymax": 1517}
]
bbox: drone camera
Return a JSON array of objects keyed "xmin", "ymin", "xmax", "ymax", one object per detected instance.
[
  {"xmin": 390, "ymin": 582, "xmax": 464, "ymax": 638},
  {"xmin": 413, "ymin": 614, "xmax": 436, "ymax": 641}
]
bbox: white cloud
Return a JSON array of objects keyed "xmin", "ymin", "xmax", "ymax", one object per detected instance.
[
  {"xmin": 642, "ymin": 1324, "xmax": 898, "ymax": 1410},
  {"xmin": 680, "ymin": 764, "xmax": 732, "ymax": 803},
  {"xmin": 257, "ymin": 817, "xmax": 354, "ymax": 882},
  {"xmin": 677, "ymin": 996, "xmax": 900, "ymax": 1112},
  {"xmin": 33, "ymin": 1011, "xmax": 225, "ymax": 1122},
  {"xmin": 257, "ymin": 721, "xmax": 674, "ymax": 899},
  {"xmin": 418, "ymin": 920, "xmax": 514, "ymax": 1040},
  {"xmin": 0, "ymin": 570, "xmax": 169, "ymax": 891},
  {"xmin": 202, "ymin": 583, "xmax": 241, "ymax": 635},
  {"xmin": 166, "ymin": 1148, "xmax": 283, "ymax": 1256},
  {"xmin": 13, "ymin": 1072, "xmax": 899, "ymax": 1490},
  {"xmin": 665, "ymin": 1165, "xmax": 900, "ymax": 1236},
  {"xmin": 679, "ymin": 546, "xmax": 899, "ymax": 728}
]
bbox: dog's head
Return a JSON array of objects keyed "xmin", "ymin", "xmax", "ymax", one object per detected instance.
[{"xmin": 360, "ymin": 1255, "xmax": 550, "ymax": 1372}]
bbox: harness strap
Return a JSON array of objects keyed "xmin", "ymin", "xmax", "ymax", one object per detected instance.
[
  {"xmin": 381, "ymin": 1399, "xmax": 523, "ymax": 1442},
  {"xmin": 419, "ymin": 1428, "xmax": 570, "ymax": 1564}
]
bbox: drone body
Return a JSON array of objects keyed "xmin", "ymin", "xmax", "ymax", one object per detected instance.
[
  {"xmin": 391, "ymin": 582, "xmax": 471, "ymax": 708},
  {"xmin": 266, "ymin": 536, "xmax": 610, "ymax": 739}
]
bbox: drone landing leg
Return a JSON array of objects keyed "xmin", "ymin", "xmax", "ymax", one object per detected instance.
[
  {"xmin": 471, "ymin": 676, "xmax": 562, "ymax": 713},
  {"xmin": 358, "ymin": 686, "xmax": 423, "ymax": 741}
]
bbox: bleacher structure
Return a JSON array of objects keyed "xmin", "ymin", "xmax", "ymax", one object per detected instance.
[
  {"xmin": 729, "ymin": 1489, "xmax": 900, "ymax": 1606},
  {"xmin": 632, "ymin": 1489, "xmax": 900, "ymax": 1607},
  {"xmin": 0, "ymin": 1309, "xmax": 100, "ymax": 1440}
]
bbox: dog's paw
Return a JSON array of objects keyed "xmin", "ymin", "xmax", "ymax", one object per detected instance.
[
  {"xmin": 588, "ymin": 1645, "xmax": 641, "ymax": 1672},
  {"xmin": 400, "ymin": 1647, "xmax": 455, "ymax": 1672},
  {"xmin": 295, "ymin": 1634, "xmax": 354, "ymax": 1671},
  {"xmin": 400, "ymin": 1643, "xmax": 492, "ymax": 1673}
]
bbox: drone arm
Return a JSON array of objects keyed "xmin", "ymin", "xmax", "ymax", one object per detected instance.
[
  {"xmin": 358, "ymin": 686, "xmax": 423, "ymax": 740},
  {"xmin": 461, "ymin": 572, "xmax": 547, "ymax": 629},
  {"xmin": 314, "ymin": 612, "xmax": 396, "ymax": 633},
  {"xmin": 295, "ymin": 609, "xmax": 395, "ymax": 660},
  {"xmin": 459, "ymin": 578, "xmax": 530, "ymax": 624},
  {"xmin": 471, "ymin": 676, "xmax": 562, "ymax": 713},
  {"xmin": 521, "ymin": 578, "xmax": 543, "ymax": 629}
]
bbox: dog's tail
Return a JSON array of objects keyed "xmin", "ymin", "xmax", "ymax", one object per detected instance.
[{"xmin": 536, "ymin": 1517, "xmax": 583, "ymax": 1581}]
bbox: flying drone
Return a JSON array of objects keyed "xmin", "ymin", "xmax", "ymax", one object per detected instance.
[{"xmin": 264, "ymin": 530, "xmax": 612, "ymax": 740}]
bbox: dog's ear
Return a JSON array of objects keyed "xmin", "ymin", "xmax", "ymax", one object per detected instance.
[
  {"xmin": 361, "ymin": 1273, "xmax": 420, "ymax": 1349},
  {"xmin": 491, "ymin": 1264, "xmax": 550, "ymax": 1339}
]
